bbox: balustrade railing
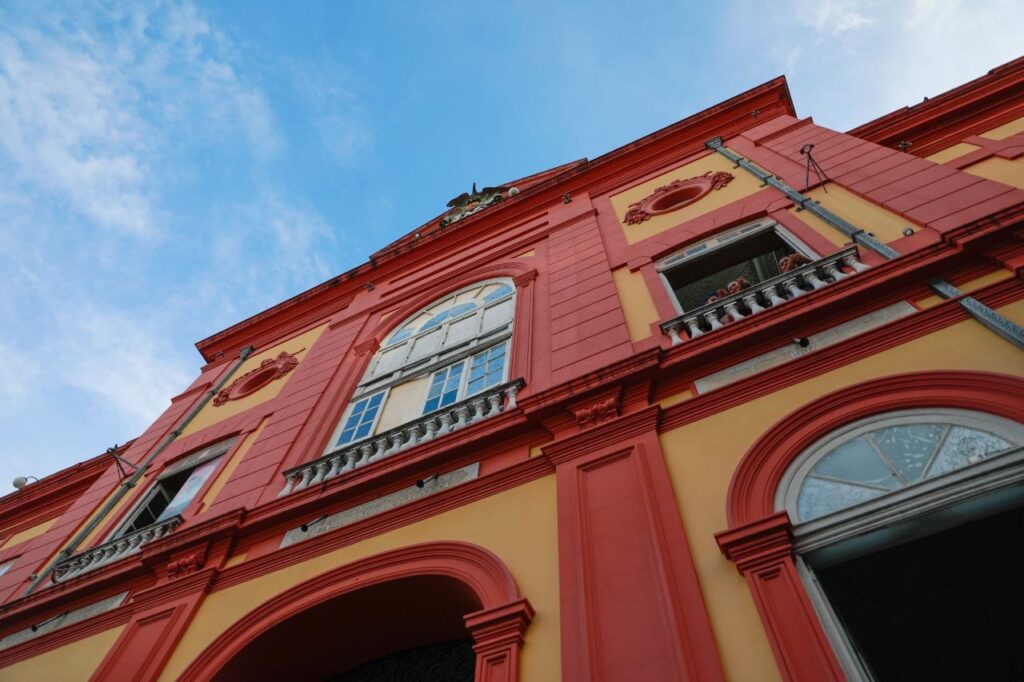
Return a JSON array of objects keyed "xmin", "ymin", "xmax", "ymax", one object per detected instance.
[
  {"xmin": 51, "ymin": 516, "xmax": 182, "ymax": 583},
  {"xmin": 661, "ymin": 247, "xmax": 868, "ymax": 345},
  {"xmin": 279, "ymin": 379, "xmax": 524, "ymax": 496}
]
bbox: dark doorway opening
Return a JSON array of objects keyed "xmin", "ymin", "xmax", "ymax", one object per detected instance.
[
  {"xmin": 817, "ymin": 504, "xmax": 1024, "ymax": 681},
  {"xmin": 329, "ymin": 639, "xmax": 474, "ymax": 682}
]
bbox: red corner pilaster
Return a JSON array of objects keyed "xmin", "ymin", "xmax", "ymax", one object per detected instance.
[
  {"xmin": 715, "ymin": 512, "xmax": 843, "ymax": 682},
  {"xmin": 464, "ymin": 598, "xmax": 534, "ymax": 682}
]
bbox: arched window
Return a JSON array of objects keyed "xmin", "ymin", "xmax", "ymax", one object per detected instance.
[
  {"xmin": 779, "ymin": 409, "xmax": 1023, "ymax": 523},
  {"xmin": 776, "ymin": 408, "xmax": 1024, "ymax": 680},
  {"xmin": 328, "ymin": 279, "xmax": 516, "ymax": 453}
]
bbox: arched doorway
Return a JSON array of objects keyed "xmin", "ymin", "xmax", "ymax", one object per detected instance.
[
  {"xmin": 181, "ymin": 542, "xmax": 533, "ymax": 682},
  {"xmin": 717, "ymin": 371, "xmax": 1024, "ymax": 681}
]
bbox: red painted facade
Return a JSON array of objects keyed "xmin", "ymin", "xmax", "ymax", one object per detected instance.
[{"xmin": 0, "ymin": 58, "xmax": 1023, "ymax": 680}]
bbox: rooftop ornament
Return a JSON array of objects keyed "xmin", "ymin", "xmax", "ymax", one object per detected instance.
[{"xmin": 440, "ymin": 183, "xmax": 517, "ymax": 227}]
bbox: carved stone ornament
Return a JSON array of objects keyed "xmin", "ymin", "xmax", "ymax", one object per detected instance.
[
  {"xmin": 167, "ymin": 548, "xmax": 206, "ymax": 579},
  {"xmin": 440, "ymin": 182, "xmax": 515, "ymax": 227},
  {"xmin": 570, "ymin": 396, "xmax": 620, "ymax": 429},
  {"xmin": 213, "ymin": 350, "xmax": 300, "ymax": 406},
  {"xmin": 623, "ymin": 171, "xmax": 734, "ymax": 225}
]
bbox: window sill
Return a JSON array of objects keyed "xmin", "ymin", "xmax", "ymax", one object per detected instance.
[{"xmin": 279, "ymin": 379, "xmax": 525, "ymax": 497}]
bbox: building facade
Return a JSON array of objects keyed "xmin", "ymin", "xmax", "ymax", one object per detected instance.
[{"xmin": 1, "ymin": 59, "xmax": 1023, "ymax": 681}]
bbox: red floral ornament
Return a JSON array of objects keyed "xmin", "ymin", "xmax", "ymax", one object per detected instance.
[
  {"xmin": 624, "ymin": 171, "xmax": 734, "ymax": 225},
  {"xmin": 213, "ymin": 350, "xmax": 301, "ymax": 406}
]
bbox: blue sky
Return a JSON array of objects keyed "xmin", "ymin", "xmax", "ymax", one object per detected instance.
[{"xmin": 1, "ymin": 0, "xmax": 1022, "ymax": 491}]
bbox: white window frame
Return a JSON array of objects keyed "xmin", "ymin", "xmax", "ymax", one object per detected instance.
[
  {"xmin": 326, "ymin": 387, "xmax": 390, "ymax": 450},
  {"xmin": 421, "ymin": 339, "xmax": 511, "ymax": 415},
  {"xmin": 775, "ymin": 408, "xmax": 1024, "ymax": 681},
  {"xmin": 655, "ymin": 219, "xmax": 818, "ymax": 316}
]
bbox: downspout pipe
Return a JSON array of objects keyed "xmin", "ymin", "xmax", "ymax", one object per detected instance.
[
  {"xmin": 24, "ymin": 345, "xmax": 255, "ymax": 595},
  {"xmin": 705, "ymin": 137, "xmax": 1024, "ymax": 349}
]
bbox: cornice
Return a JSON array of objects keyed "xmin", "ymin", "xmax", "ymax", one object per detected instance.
[{"xmin": 542, "ymin": 405, "xmax": 660, "ymax": 466}]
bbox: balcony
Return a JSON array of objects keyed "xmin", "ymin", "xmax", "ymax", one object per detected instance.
[
  {"xmin": 278, "ymin": 379, "xmax": 524, "ymax": 496},
  {"xmin": 50, "ymin": 515, "xmax": 182, "ymax": 584},
  {"xmin": 660, "ymin": 246, "xmax": 868, "ymax": 345}
]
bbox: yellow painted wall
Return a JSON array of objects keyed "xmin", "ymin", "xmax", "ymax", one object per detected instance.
[
  {"xmin": 916, "ymin": 269, "xmax": 1014, "ymax": 308},
  {"xmin": 793, "ymin": 184, "xmax": 912, "ymax": 247},
  {"xmin": 0, "ymin": 625, "xmax": 124, "ymax": 680},
  {"xmin": 0, "ymin": 518, "xmax": 57, "ymax": 550},
  {"xmin": 925, "ymin": 142, "xmax": 979, "ymax": 164},
  {"xmin": 980, "ymin": 115, "xmax": 1024, "ymax": 140},
  {"xmin": 181, "ymin": 324, "xmax": 327, "ymax": 437},
  {"xmin": 514, "ymin": 249, "xmax": 536, "ymax": 259},
  {"xmin": 659, "ymin": 300, "xmax": 1024, "ymax": 682},
  {"xmin": 373, "ymin": 375, "xmax": 430, "ymax": 433},
  {"xmin": 610, "ymin": 153, "xmax": 764, "ymax": 245},
  {"xmin": 611, "ymin": 267, "xmax": 659, "ymax": 342},
  {"xmin": 963, "ymin": 156, "xmax": 1024, "ymax": 190},
  {"xmin": 159, "ymin": 475, "xmax": 561, "ymax": 681}
]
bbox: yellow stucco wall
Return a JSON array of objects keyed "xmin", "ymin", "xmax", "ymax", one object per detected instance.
[
  {"xmin": 660, "ymin": 299, "xmax": 1024, "ymax": 682},
  {"xmin": 181, "ymin": 324, "xmax": 327, "ymax": 437},
  {"xmin": 0, "ymin": 518, "xmax": 57, "ymax": 551},
  {"xmin": 612, "ymin": 266, "xmax": 659, "ymax": 341},
  {"xmin": 793, "ymin": 184, "xmax": 913, "ymax": 247},
  {"xmin": 963, "ymin": 155, "xmax": 1024, "ymax": 190},
  {"xmin": 925, "ymin": 142, "xmax": 979, "ymax": 164},
  {"xmin": 0, "ymin": 626, "xmax": 124, "ymax": 681},
  {"xmin": 610, "ymin": 153, "xmax": 764, "ymax": 245},
  {"xmin": 159, "ymin": 475, "xmax": 561, "ymax": 681},
  {"xmin": 980, "ymin": 115, "xmax": 1024, "ymax": 140}
]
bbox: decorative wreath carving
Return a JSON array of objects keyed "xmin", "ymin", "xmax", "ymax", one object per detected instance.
[
  {"xmin": 213, "ymin": 351, "xmax": 300, "ymax": 406},
  {"xmin": 623, "ymin": 171, "xmax": 734, "ymax": 225},
  {"xmin": 570, "ymin": 396, "xmax": 621, "ymax": 429}
]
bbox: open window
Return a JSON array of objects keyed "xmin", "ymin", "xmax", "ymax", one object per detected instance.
[
  {"xmin": 658, "ymin": 220, "xmax": 815, "ymax": 314},
  {"xmin": 111, "ymin": 438, "xmax": 234, "ymax": 538}
]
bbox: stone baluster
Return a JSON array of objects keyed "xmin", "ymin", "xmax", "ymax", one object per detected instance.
[
  {"xmin": 723, "ymin": 300, "xmax": 745, "ymax": 321},
  {"xmin": 666, "ymin": 322, "xmax": 684, "ymax": 345},
  {"xmin": 782, "ymin": 277, "xmax": 804, "ymax": 299},
  {"xmin": 487, "ymin": 391, "xmax": 503, "ymax": 415},
  {"xmin": 505, "ymin": 383, "xmax": 519, "ymax": 410},
  {"xmin": 742, "ymin": 292, "xmax": 765, "ymax": 314},
  {"xmin": 438, "ymin": 412, "xmax": 454, "ymax": 433},
  {"xmin": 369, "ymin": 437, "xmax": 388, "ymax": 463},
  {"xmin": 294, "ymin": 465, "xmax": 316, "ymax": 491},
  {"xmin": 309, "ymin": 459, "xmax": 330, "ymax": 485},
  {"xmin": 704, "ymin": 309, "xmax": 725, "ymax": 331},
  {"xmin": 763, "ymin": 283, "xmax": 787, "ymax": 306},
  {"xmin": 822, "ymin": 260, "xmax": 847, "ymax": 281},
  {"xmin": 385, "ymin": 433, "xmax": 404, "ymax": 457},
  {"xmin": 843, "ymin": 253, "xmax": 870, "ymax": 273},
  {"xmin": 804, "ymin": 268, "xmax": 828, "ymax": 290},
  {"xmin": 325, "ymin": 454, "xmax": 343, "ymax": 480},
  {"xmin": 453, "ymin": 405, "xmax": 471, "ymax": 430},
  {"xmin": 404, "ymin": 424, "xmax": 422, "ymax": 448},
  {"xmin": 421, "ymin": 417, "xmax": 439, "ymax": 443},
  {"xmin": 685, "ymin": 317, "xmax": 703, "ymax": 339},
  {"xmin": 469, "ymin": 397, "xmax": 487, "ymax": 423},
  {"xmin": 279, "ymin": 471, "xmax": 297, "ymax": 496}
]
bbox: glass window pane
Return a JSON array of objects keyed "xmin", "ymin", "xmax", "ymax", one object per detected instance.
[
  {"xmin": 797, "ymin": 476, "xmax": 885, "ymax": 522},
  {"xmin": 156, "ymin": 457, "xmax": 221, "ymax": 522},
  {"xmin": 869, "ymin": 423, "xmax": 945, "ymax": 483},
  {"xmin": 337, "ymin": 393, "xmax": 383, "ymax": 446},
  {"xmin": 811, "ymin": 437, "xmax": 899, "ymax": 489},
  {"xmin": 928, "ymin": 426, "xmax": 1013, "ymax": 477},
  {"xmin": 483, "ymin": 284, "xmax": 514, "ymax": 303}
]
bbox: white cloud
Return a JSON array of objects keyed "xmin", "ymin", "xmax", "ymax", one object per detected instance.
[{"xmin": 801, "ymin": 0, "xmax": 874, "ymax": 35}]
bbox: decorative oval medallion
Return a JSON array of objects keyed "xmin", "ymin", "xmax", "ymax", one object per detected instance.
[
  {"xmin": 623, "ymin": 171, "xmax": 734, "ymax": 225},
  {"xmin": 213, "ymin": 350, "xmax": 301, "ymax": 406}
]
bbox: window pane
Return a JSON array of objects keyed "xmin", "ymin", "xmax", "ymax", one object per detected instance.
[
  {"xmin": 797, "ymin": 477, "xmax": 885, "ymax": 521},
  {"xmin": 870, "ymin": 423, "xmax": 946, "ymax": 483},
  {"xmin": 483, "ymin": 284, "xmax": 513, "ymax": 303},
  {"xmin": 156, "ymin": 457, "xmax": 221, "ymax": 522},
  {"xmin": 811, "ymin": 437, "xmax": 899, "ymax": 489},
  {"xmin": 467, "ymin": 342, "xmax": 506, "ymax": 395},
  {"xmin": 337, "ymin": 393, "xmax": 383, "ymax": 446},
  {"xmin": 928, "ymin": 427, "xmax": 1013, "ymax": 477}
]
